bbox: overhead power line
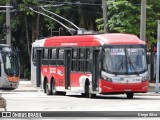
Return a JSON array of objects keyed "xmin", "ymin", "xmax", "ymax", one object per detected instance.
[
  {"xmin": 40, "ymin": 7, "xmax": 80, "ymax": 30},
  {"xmin": 29, "ymin": 7, "xmax": 76, "ymax": 35},
  {"xmin": 40, "ymin": 4, "xmax": 64, "ymax": 8},
  {"xmin": 38, "ymin": 0, "xmax": 102, "ymax": 6}
]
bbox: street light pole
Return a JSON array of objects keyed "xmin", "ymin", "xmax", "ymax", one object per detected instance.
[
  {"xmin": 155, "ymin": 20, "xmax": 160, "ymax": 93},
  {"xmin": 6, "ymin": 0, "xmax": 11, "ymax": 45},
  {"xmin": 140, "ymin": 0, "xmax": 146, "ymax": 41},
  {"xmin": 102, "ymin": 0, "xmax": 108, "ymax": 33}
]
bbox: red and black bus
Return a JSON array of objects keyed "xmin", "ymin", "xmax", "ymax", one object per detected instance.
[{"xmin": 31, "ymin": 33, "xmax": 148, "ymax": 99}]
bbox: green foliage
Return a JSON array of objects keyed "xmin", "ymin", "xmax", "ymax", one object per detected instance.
[
  {"xmin": 24, "ymin": 68, "xmax": 30, "ymax": 79},
  {"xmin": 146, "ymin": 0, "xmax": 160, "ymax": 44},
  {"xmin": 97, "ymin": 0, "xmax": 140, "ymax": 35},
  {"xmin": 19, "ymin": 0, "xmax": 39, "ymax": 15},
  {"xmin": 0, "ymin": 0, "xmax": 7, "ymax": 4},
  {"xmin": 96, "ymin": 0, "xmax": 160, "ymax": 44}
]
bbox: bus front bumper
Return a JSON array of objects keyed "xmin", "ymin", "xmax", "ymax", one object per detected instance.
[{"xmin": 99, "ymin": 79, "xmax": 148, "ymax": 94}]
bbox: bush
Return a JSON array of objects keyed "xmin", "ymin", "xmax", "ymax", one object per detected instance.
[{"xmin": 24, "ymin": 68, "xmax": 30, "ymax": 79}]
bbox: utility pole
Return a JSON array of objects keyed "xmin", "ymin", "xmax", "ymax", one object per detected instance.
[
  {"xmin": 155, "ymin": 20, "xmax": 160, "ymax": 93},
  {"xmin": 6, "ymin": 0, "xmax": 11, "ymax": 45},
  {"xmin": 140, "ymin": 0, "xmax": 146, "ymax": 41},
  {"xmin": 102, "ymin": 0, "xmax": 108, "ymax": 33}
]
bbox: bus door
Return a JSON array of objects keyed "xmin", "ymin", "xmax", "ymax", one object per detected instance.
[
  {"xmin": 64, "ymin": 49, "xmax": 72, "ymax": 89},
  {"xmin": 36, "ymin": 49, "xmax": 42, "ymax": 87},
  {"xmin": 92, "ymin": 49, "xmax": 100, "ymax": 91}
]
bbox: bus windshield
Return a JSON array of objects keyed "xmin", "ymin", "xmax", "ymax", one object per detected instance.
[
  {"xmin": 102, "ymin": 45, "xmax": 147, "ymax": 75},
  {"xmin": 2, "ymin": 52, "xmax": 19, "ymax": 76}
]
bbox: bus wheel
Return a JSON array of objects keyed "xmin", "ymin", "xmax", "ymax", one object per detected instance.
[
  {"xmin": 85, "ymin": 84, "xmax": 96, "ymax": 99},
  {"xmin": 44, "ymin": 80, "xmax": 47, "ymax": 93},
  {"xmin": 46, "ymin": 82, "xmax": 52, "ymax": 95},
  {"xmin": 51, "ymin": 80, "xmax": 57, "ymax": 95},
  {"xmin": 126, "ymin": 93, "xmax": 134, "ymax": 99}
]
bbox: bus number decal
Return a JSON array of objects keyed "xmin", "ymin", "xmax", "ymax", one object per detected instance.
[{"xmin": 42, "ymin": 68, "xmax": 47, "ymax": 73}]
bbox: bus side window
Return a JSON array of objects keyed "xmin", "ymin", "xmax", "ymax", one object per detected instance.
[
  {"xmin": 50, "ymin": 48, "xmax": 57, "ymax": 65},
  {"xmin": 43, "ymin": 49, "xmax": 49, "ymax": 59},
  {"xmin": 78, "ymin": 48, "xmax": 85, "ymax": 72},
  {"xmin": 51, "ymin": 49, "xmax": 57, "ymax": 59},
  {"xmin": 85, "ymin": 48, "xmax": 91, "ymax": 72},
  {"xmin": 71, "ymin": 49, "xmax": 77, "ymax": 71},
  {"xmin": 42, "ymin": 48, "xmax": 49, "ymax": 65},
  {"xmin": 57, "ymin": 48, "xmax": 64, "ymax": 65}
]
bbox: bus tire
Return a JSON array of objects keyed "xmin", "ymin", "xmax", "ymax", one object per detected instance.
[
  {"xmin": 85, "ymin": 83, "xmax": 96, "ymax": 99},
  {"xmin": 51, "ymin": 80, "xmax": 57, "ymax": 95},
  {"xmin": 46, "ymin": 82, "xmax": 52, "ymax": 95},
  {"xmin": 126, "ymin": 93, "xmax": 134, "ymax": 99},
  {"xmin": 43, "ymin": 78, "xmax": 47, "ymax": 93}
]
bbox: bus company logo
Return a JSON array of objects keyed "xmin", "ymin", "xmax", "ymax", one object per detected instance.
[{"xmin": 2, "ymin": 112, "xmax": 11, "ymax": 117}]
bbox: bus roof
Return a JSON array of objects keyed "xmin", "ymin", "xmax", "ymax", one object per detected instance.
[
  {"xmin": 96, "ymin": 33, "xmax": 145, "ymax": 45},
  {"xmin": 33, "ymin": 33, "xmax": 145, "ymax": 47}
]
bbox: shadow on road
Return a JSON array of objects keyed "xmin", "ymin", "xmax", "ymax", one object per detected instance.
[
  {"xmin": 0, "ymin": 92, "xmax": 16, "ymax": 95},
  {"xmin": 67, "ymin": 94, "xmax": 127, "ymax": 99},
  {"xmin": 66, "ymin": 94, "xmax": 160, "ymax": 100}
]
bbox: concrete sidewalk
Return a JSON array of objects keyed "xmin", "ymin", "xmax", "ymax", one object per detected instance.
[
  {"xmin": 14, "ymin": 80, "xmax": 43, "ymax": 92},
  {"xmin": 2, "ymin": 80, "xmax": 160, "ymax": 96}
]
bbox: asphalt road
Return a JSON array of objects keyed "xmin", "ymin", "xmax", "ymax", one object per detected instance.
[
  {"xmin": 1, "ymin": 81, "xmax": 160, "ymax": 119},
  {"xmin": 1, "ymin": 91, "xmax": 160, "ymax": 111},
  {"xmin": 1, "ymin": 91, "xmax": 160, "ymax": 120}
]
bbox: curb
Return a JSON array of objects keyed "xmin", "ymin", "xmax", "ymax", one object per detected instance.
[
  {"xmin": 0, "ymin": 89, "xmax": 44, "ymax": 92},
  {"xmin": 135, "ymin": 92, "xmax": 160, "ymax": 96},
  {"xmin": 12, "ymin": 89, "xmax": 44, "ymax": 92}
]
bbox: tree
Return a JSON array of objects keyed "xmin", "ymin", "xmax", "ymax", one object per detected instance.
[
  {"xmin": 0, "ymin": 0, "xmax": 8, "ymax": 42},
  {"xmin": 96, "ymin": 0, "xmax": 160, "ymax": 45},
  {"xmin": 44, "ymin": 0, "xmax": 102, "ymax": 33},
  {"xmin": 96, "ymin": 0, "xmax": 140, "ymax": 35}
]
